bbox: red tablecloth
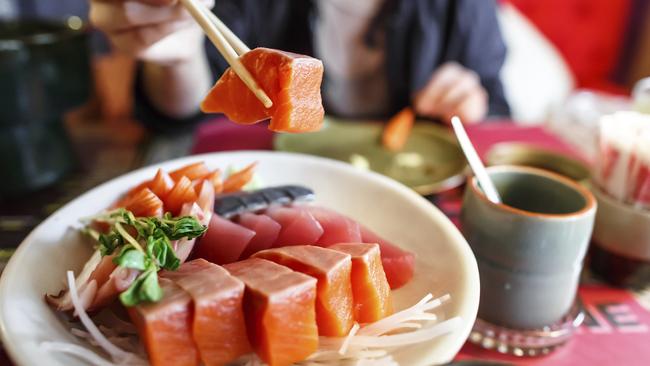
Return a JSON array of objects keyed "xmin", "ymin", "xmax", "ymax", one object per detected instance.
[{"xmin": 193, "ymin": 119, "xmax": 650, "ymax": 365}]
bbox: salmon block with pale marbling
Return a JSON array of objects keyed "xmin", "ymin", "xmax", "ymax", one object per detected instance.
[
  {"xmin": 224, "ymin": 258, "xmax": 318, "ymax": 366},
  {"xmin": 127, "ymin": 278, "xmax": 199, "ymax": 366},
  {"xmin": 254, "ymin": 245, "xmax": 354, "ymax": 337},
  {"xmin": 162, "ymin": 259, "xmax": 250, "ymax": 366},
  {"xmin": 329, "ymin": 243, "xmax": 393, "ymax": 323}
]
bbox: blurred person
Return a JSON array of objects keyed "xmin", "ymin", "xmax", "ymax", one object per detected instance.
[
  {"xmin": 0, "ymin": 0, "xmax": 88, "ymax": 20},
  {"xmin": 89, "ymin": 0, "xmax": 509, "ymax": 125}
]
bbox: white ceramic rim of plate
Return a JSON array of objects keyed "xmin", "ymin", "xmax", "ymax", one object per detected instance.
[{"xmin": 0, "ymin": 150, "xmax": 479, "ymax": 365}]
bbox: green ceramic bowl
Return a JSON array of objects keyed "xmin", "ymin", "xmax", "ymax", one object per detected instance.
[{"xmin": 274, "ymin": 118, "xmax": 467, "ymax": 195}]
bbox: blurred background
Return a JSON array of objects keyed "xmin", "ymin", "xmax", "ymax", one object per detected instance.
[{"xmin": 1, "ymin": 0, "xmax": 649, "ymax": 247}]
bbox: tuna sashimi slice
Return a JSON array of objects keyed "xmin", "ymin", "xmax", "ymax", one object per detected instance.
[
  {"xmin": 360, "ymin": 226, "xmax": 415, "ymax": 290},
  {"xmin": 329, "ymin": 243, "xmax": 393, "ymax": 323},
  {"xmin": 127, "ymin": 278, "xmax": 199, "ymax": 366},
  {"xmin": 303, "ymin": 206, "xmax": 362, "ymax": 246},
  {"xmin": 162, "ymin": 259, "xmax": 250, "ymax": 366},
  {"xmin": 224, "ymin": 258, "xmax": 318, "ymax": 366},
  {"xmin": 193, "ymin": 214, "xmax": 255, "ymax": 265},
  {"xmin": 265, "ymin": 206, "xmax": 324, "ymax": 247},
  {"xmin": 201, "ymin": 47, "xmax": 324, "ymax": 133},
  {"xmin": 237, "ymin": 213, "xmax": 282, "ymax": 259},
  {"xmin": 254, "ymin": 246, "xmax": 354, "ymax": 337}
]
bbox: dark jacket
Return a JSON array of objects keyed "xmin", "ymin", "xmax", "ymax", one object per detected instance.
[{"xmin": 138, "ymin": 0, "xmax": 510, "ymax": 128}]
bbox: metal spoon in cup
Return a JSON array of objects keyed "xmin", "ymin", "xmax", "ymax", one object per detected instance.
[{"xmin": 450, "ymin": 116, "xmax": 502, "ymax": 204}]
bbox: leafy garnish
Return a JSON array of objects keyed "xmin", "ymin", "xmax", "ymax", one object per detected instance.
[{"xmin": 84, "ymin": 208, "xmax": 207, "ymax": 306}]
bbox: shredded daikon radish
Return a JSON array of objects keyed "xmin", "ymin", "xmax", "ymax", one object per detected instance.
[
  {"xmin": 49, "ymin": 250, "xmax": 102, "ymax": 309},
  {"xmin": 357, "ymin": 293, "xmax": 449, "ymax": 336},
  {"xmin": 356, "ymin": 355, "xmax": 399, "ymax": 366},
  {"xmin": 67, "ymin": 271, "xmax": 128, "ymax": 360},
  {"xmin": 305, "ymin": 349, "xmax": 389, "ymax": 362},
  {"xmin": 41, "ymin": 342, "xmax": 116, "ymax": 366},
  {"xmin": 342, "ymin": 317, "xmax": 461, "ymax": 348},
  {"xmin": 339, "ymin": 322, "xmax": 360, "ymax": 355},
  {"xmin": 60, "ymin": 271, "xmax": 147, "ymax": 365},
  {"xmin": 388, "ymin": 322, "xmax": 422, "ymax": 331}
]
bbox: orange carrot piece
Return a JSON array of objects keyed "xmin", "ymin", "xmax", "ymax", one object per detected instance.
[
  {"xmin": 382, "ymin": 107, "xmax": 415, "ymax": 151},
  {"xmin": 170, "ymin": 162, "xmax": 211, "ymax": 182},
  {"xmin": 165, "ymin": 176, "xmax": 198, "ymax": 215},
  {"xmin": 223, "ymin": 163, "xmax": 257, "ymax": 193}
]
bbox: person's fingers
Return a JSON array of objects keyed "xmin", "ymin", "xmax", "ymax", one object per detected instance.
[
  {"xmin": 94, "ymin": 0, "xmax": 176, "ymax": 6},
  {"xmin": 442, "ymin": 88, "xmax": 488, "ymax": 124},
  {"xmin": 138, "ymin": 25, "xmax": 205, "ymax": 63},
  {"xmin": 435, "ymin": 70, "xmax": 481, "ymax": 114},
  {"xmin": 108, "ymin": 19, "xmax": 196, "ymax": 56},
  {"xmin": 413, "ymin": 62, "xmax": 464, "ymax": 116},
  {"xmin": 91, "ymin": 1, "xmax": 187, "ymax": 32},
  {"xmin": 90, "ymin": 0, "xmax": 214, "ymax": 32}
]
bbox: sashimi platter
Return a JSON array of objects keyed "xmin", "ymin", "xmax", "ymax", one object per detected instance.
[{"xmin": 0, "ymin": 152, "xmax": 479, "ymax": 366}]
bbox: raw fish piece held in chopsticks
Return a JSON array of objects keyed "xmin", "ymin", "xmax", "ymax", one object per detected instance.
[
  {"xmin": 225, "ymin": 258, "xmax": 318, "ymax": 366},
  {"xmin": 162, "ymin": 259, "xmax": 250, "ymax": 366},
  {"xmin": 127, "ymin": 278, "xmax": 199, "ymax": 366},
  {"xmin": 254, "ymin": 245, "xmax": 354, "ymax": 337},
  {"xmin": 201, "ymin": 48, "xmax": 324, "ymax": 133},
  {"xmin": 329, "ymin": 243, "xmax": 393, "ymax": 323}
]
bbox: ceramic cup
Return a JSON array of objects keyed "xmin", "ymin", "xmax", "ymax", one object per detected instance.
[
  {"xmin": 589, "ymin": 184, "xmax": 650, "ymax": 287},
  {"xmin": 461, "ymin": 166, "xmax": 597, "ymax": 329}
]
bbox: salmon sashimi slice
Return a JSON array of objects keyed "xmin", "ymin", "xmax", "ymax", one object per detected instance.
[
  {"xmin": 200, "ymin": 169, "xmax": 223, "ymax": 194},
  {"xmin": 223, "ymin": 162, "xmax": 257, "ymax": 193},
  {"xmin": 170, "ymin": 162, "xmax": 211, "ymax": 182},
  {"xmin": 201, "ymin": 47, "xmax": 325, "ymax": 133},
  {"xmin": 253, "ymin": 246, "xmax": 354, "ymax": 337},
  {"xmin": 303, "ymin": 206, "xmax": 362, "ymax": 246},
  {"xmin": 224, "ymin": 258, "xmax": 318, "ymax": 366},
  {"xmin": 128, "ymin": 278, "xmax": 199, "ymax": 366},
  {"xmin": 265, "ymin": 206, "xmax": 324, "ymax": 247},
  {"xmin": 360, "ymin": 226, "xmax": 415, "ymax": 290},
  {"xmin": 237, "ymin": 213, "xmax": 282, "ymax": 259},
  {"xmin": 124, "ymin": 168, "xmax": 174, "ymax": 199},
  {"xmin": 165, "ymin": 176, "xmax": 198, "ymax": 215},
  {"xmin": 162, "ymin": 259, "xmax": 250, "ymax": 366},
  {"xmin": 329, "ymin": 243, "xmax": 393, "ymax": 323},
  {"xmin": 148, "ymin": 169, "xmax": 175, "ymax": 199},
  {"xmin": 119, "ymin": 188, "xmax": 164, "ymax": 218},
  {"xmin": 193, "ymin": 214, "xmax": 256, "ymax": 265}
]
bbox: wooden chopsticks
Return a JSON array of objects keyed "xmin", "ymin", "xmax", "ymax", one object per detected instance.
[{"xmin": 179, "ymin": 0, "xmax": 272, "ymax": 108}]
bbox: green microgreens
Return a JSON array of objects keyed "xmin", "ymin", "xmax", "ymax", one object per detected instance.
[{"xmin": 83, "ymin": 208, "xmax": 207, "ymax": 306}]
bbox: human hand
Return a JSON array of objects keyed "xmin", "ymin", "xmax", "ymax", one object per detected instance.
[
  {"xmin": 413, "ymin": 62, "xmax": 488, "ymax": 124},
  {"xmin": 90, "ymin": 0, "xmax": 214, "ymax": 64}
]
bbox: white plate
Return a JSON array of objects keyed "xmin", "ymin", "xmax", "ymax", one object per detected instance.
[{"xmin": 0, "ymin": 151, "xmax": 479, "ymax": 366}]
